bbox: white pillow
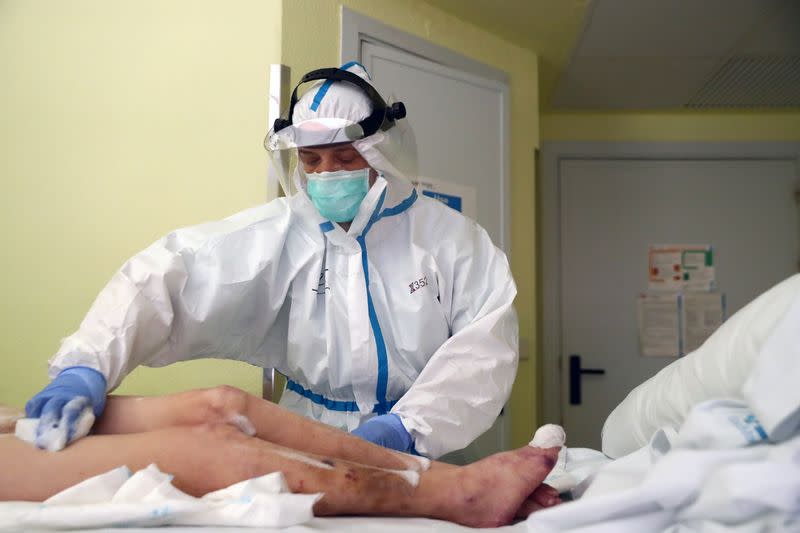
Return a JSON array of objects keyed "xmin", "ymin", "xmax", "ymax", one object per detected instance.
[{"xmin": 601, "ymin": 274, "xmax": 800, "ymax": 458}]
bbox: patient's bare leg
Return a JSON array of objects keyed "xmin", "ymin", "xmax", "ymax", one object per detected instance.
[
  {"xmin": 94, "ymin": 387, "xmax": 424, "ymax": 471},
  {"xmin": 0, "ymin": 426, "xmax": 558, "ymax": 527}
]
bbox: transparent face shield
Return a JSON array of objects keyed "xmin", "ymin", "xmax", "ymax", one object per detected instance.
[{"xmin": 265, "ymin": 117, "xmax": 372, "ymax": 198}]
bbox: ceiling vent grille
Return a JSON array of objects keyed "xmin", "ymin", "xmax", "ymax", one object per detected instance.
[{"xmin": 686, "ymin": 56, "xmax": 800, "ymax": 108}]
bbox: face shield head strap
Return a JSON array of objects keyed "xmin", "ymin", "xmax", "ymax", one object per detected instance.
[{"xmin": 272, "ymin": 68, "xmax": 407, "ymax": 137}]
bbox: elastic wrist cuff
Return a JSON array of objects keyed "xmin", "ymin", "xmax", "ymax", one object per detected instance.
[{"xmin": 59, "ymin": 366, "xmax": 107, "ymax": 416}]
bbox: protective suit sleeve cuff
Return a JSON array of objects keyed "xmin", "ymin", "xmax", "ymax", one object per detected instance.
[
  {"xmin": 58, "ymin": 366, "xmax": 108, "ymax": 416},
  {"xmin": 385, "ymin": 413, "xmax": 414, "ymax": 452}
]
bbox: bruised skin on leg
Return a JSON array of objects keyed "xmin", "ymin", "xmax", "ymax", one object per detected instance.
[
  {"xmin": 80, "ymin": 421, "xmax": 558, "ymax": 528},
  {"xmin": 92, "ymin": 390, "xmax": 564, "ymax": 525},
  {"xmin": 88, "ymin": 424, "xmax": 559, "ymax": 528},
  {"xmin": 3, "ymin": 421, "xmax": 560, "ymax": 528},
  {"xmin": 95, "ymin": 388, "xmax": 420, "ymax": 472},
  {"xmin": 297, "ymin": 442, "xmax": 560, "ymax": 528}
]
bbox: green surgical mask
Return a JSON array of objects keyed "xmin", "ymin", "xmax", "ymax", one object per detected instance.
[{"xmin": 306, "ymin": 168, "xmax": 370, "ymax": 223}]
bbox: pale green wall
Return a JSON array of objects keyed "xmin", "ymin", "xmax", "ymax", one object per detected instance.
[
  {"xmin": 281, "ymin": 0, "xmax": 541, "ymax": 448},
  {"xmin": 0, "ymin": 0, "xmax": 282, "ymax": 407},
  {"xmin": 541, "ymin": 111, "xmax": 800, "ymax": 141}
]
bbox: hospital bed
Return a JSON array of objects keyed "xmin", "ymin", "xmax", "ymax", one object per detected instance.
[{"xmin": 3, "ymin": 274, "xmax": 798, "ymax": 532}]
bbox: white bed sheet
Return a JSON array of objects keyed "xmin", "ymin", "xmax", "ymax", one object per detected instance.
[
  {"xmin": 43, "ymin": 517, "xmax": 531, "ymax": 533},
  {"xmin": 0, "ymin": 447, "xmax": 611, "ymax": 532}
]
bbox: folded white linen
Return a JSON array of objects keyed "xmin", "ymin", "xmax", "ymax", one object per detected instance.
[
  {"xmin": 742, "ymin": 282, "xmax": 800, "ymax": 442},
  {"xmin": 528, "ymin": 406, "xmax": 800, "ymax": 533},
  {"xmin": 527, "ymin": 291, "xmax": 800, "ymax": 533},
  {"xmin": 0, "ymin": 463, "xmax": 320, "ymax": 530},
  {"xmin": 542, "ymin": 447, "xmax": 611, "ymax": 494},
  {"xmin": 602, "ymin": 274, "xmax": 800, "ymax": 459}
]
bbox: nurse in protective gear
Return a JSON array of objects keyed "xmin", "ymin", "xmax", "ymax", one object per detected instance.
[{"xmin": 27, "ymin": 62, "xmax": 519, "ymax": 459}]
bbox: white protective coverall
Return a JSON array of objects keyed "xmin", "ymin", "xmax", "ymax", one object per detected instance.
[{"xmin": 48, "ymin": 63, "xmax": 519, "ymax": 458}]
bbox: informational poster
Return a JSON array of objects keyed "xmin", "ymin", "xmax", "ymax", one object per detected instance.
[
  {"xmin": 412, "ymin": 177, "xmax": 477, "ymax": 219},
  {"xmin": 637, "ymin": 293, "xmax": 682, "ymax": 357},
  {"xmin": 637, "ymin": 291, "xmax": 726, "ymax": 357},
  {"xmin": 682, "ymin": 292, "xmax": 726, "ymax": 353},
  {"xmin": 648, "ymin": 244, "xmax": 715, "ymax": 292}
]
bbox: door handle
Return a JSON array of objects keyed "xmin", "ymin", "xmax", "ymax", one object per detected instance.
[{"xmin": 569, "ymin": 354, "xmax": 605, "ymax": 405}]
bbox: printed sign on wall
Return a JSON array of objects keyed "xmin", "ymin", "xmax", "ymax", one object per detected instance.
[
  {"xmin": 648, "ymin": 244, "xmax": 715, "ymax": 292},
  {"xmin": 412, "ymin": 177, "xmax": 477, "ymax": 219}
]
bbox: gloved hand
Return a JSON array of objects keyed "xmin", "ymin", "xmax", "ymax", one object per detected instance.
[
  {"xmin": 25, "ymin": 366, "xmax": 107, "ymax": 450},
  {"xmin": 351, "ymin": 413, "xmax": 413, "ymax": 453}
]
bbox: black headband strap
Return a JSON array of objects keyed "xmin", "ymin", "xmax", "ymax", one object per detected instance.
[{"xmin": 273, "ymin": 67, "xmax": 406, "ymax": 136}]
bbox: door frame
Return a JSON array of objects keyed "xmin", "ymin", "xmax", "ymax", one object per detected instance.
[
  {"xmin": 341, "ymin": 9, "xmax": 507, "ymax": 86},
  {"xmin": 541, "ymin": 141, "xmax": 800, "ymax": 427}
]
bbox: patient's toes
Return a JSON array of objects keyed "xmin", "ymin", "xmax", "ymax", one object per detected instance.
[
  {"xmin": 515, "ymin": 497, "xmax": 544, "ymax": 518},
  {"xmin": 514, "ymin": 484, "xmax": 561, "ymax": 519},
  {"xmin": 532, "ymin": 484, "xmax": 561, "ymax": 507}
]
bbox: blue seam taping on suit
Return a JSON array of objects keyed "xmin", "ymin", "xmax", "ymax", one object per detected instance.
[
  {"xmin": 310, "ymin": 79, "xmax": 335, "ymax": 112},
  {"xmin": 357, "ymin": 234, "xmax": 389, "ymax": 412},
  {"xmin": 359, "ymin": 189, "xmax": 417, "ymax": 413},
  {"xmin": 286, "ymin": 379, "xmax": 398, "ymax": 413},
  {"xmin": 310, "ymin": 61, "xmax": 371, "ymax": 112},
  {"xmin": 382, "ymin": 189, "xmax": 417, "ymax": 217},
  {"xmin": 341, "ymin": 61, "xmax": 370, "ymax": 79},
  {"xmin": 360, "ymin": 190, "xmax": 389, "ymax": 410},
  {"xmin": 371, "ymin": 399, "xmax": 399, "ymax": 413},
  {"xmin": 319, "ymin": 221, "xmax": 335, "ymax": 232},
  {"xmin": 286, "ymin": 380, "xmax": 359, "ymax": 412}
]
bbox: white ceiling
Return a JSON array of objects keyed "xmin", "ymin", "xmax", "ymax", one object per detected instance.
[
  {"xmin": 424, "ymin": 0, "xmax": 800, "ymax": 110},
  {"xmin": 554, "ymin": 0, "xmax": 800, "ymax": 109},
  {"xmin": 423, "ymin": 0, "xmax": 591, "ymax": 109}
]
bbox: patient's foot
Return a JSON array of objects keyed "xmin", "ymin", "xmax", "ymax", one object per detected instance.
[
  {"xmin": 432, "ymin": 444, "xmax": 561, "ymax": 528},
  {"xmin": 515, "ymin": 483, "xmax": 561, "ymax": 518}
]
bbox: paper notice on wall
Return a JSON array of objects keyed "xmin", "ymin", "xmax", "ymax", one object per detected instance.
[
  {"xmin": 637, "ymin": 293, "xmax": 681, "ymax": 357},
  {"xmin": 412, "ymin": 177, "xmax": 477, "ymax": 219},
  {"xmin": 637, "ymin": 291, "xmax": 726, "ymax": 357},
  {"xmin": 648, "ymin": 244, "xmax": 715, "ymax": 292},
  {"xmin": 682, "ymin": 292, "xmax": 726, "ymax": 353}
]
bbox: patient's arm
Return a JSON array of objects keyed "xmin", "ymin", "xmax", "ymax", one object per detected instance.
[
  {"xmin": 94, "ymin": 386, "xmax": 425, "ymax": 471},
  {"xmin": 0, "ymin": 422, "xmax": 560, "ymax": 528}
]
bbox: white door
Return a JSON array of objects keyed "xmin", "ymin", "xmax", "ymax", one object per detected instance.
[
  {"xmin": 360, "ymin": 42, "xmax": 509, "ymax": 249},
  {"xmin": 555, "ymin": 157, "xmax": 798, "ymax": 449},
  {"xmin": 358, "ymin": 40, "xmax": 510, "ymax": 463}
]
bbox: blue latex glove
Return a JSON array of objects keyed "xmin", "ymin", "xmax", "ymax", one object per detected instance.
[
  {"xmin": 25, "ymin": 366, "xmax": 107, "ymax": 449},
  {"xmin": 351, "ymin": 413, "xmax": 413, "ymax": 453}
]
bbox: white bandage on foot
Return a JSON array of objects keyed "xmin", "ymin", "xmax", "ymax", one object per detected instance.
[{"xmin": 529, "ymin": 424, "xmax": 566, "ymax": 449}]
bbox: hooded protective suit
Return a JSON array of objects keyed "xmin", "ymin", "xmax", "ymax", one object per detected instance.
[{"xmin": 48, "ymin": 63, "xmax": 519, "ymax": 458}]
